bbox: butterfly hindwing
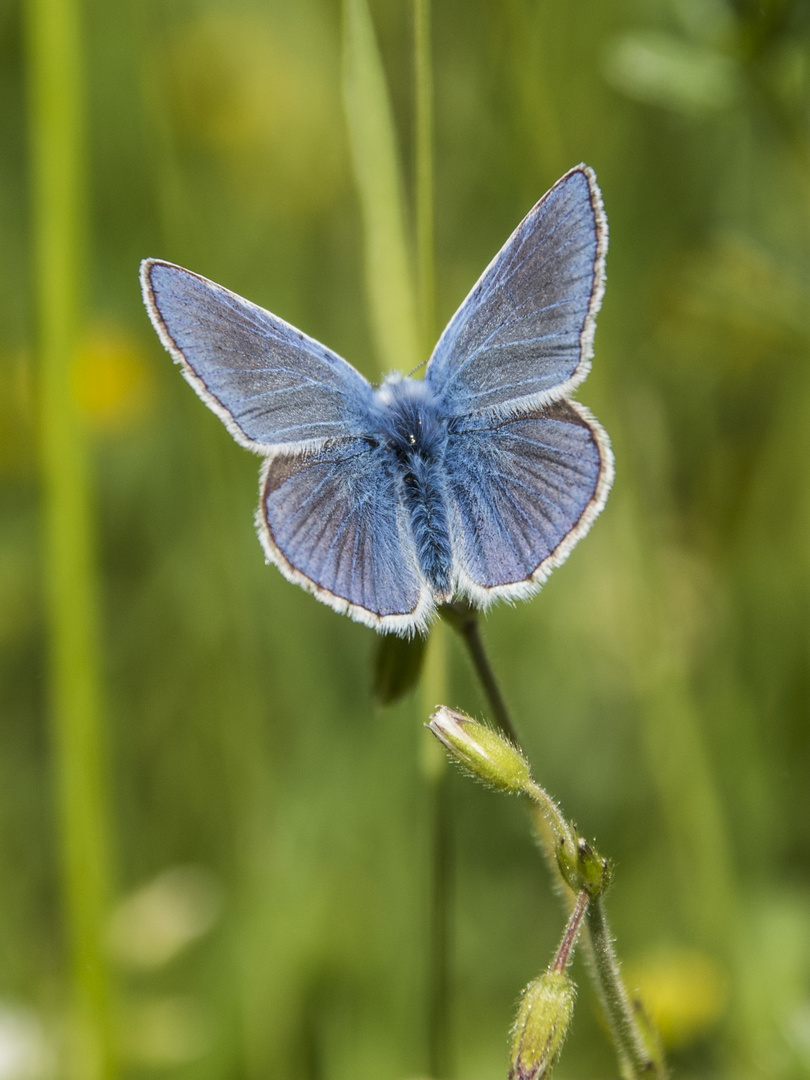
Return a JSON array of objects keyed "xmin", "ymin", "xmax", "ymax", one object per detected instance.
[
  {"xmin": 444, "ymin": 400, "xmax": 613, "ymax": 599},
  {"xmin": 141, "ymin": 260, "xmax": 373, "ymax": 450},
  {"xmin": 258, "ymin": 438, "xmax": 433, "ymax": 632},
  {"xmin": 425, "ymin": 166, "xmax": 607, "ymax": 419}
]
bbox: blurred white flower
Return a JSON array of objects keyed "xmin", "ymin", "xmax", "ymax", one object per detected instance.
[
  {"xmin": 106, "ymin": 865, "xmax": 221, "ymax": 970},
  {"xmin": 0, "ymin": 1006, "xmax": 54, "ymax": 1080}
]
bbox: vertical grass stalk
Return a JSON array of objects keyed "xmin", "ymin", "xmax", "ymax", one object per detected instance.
[
  {"xmin": 420, "ymin": 621, "xmax": 452, "ymax": 1078},
  {"xmin": 413, "ymin": 1, "xmax": 454, "ymax": 1071},
  {"xmin": 25, "ymin": 0, "xmax": 117, "ymax": 1075},
  {"xmin": 414, "ymin": 0, "xmax": 435, "ymax": 352},
  {"xmin": 342, "ymin": 0, "xmax": 451, "ymax": 1071},
  {"xmin": 342, "ymin": 0, "xmax": 420, "ymax": 377}
]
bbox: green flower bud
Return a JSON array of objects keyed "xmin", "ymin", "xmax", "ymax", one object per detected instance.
[
  {"xmin": 428, "ymin": 706, "xmax": 532, "ymax": 794},
  {"xmin": 576, "ymin": 837, "xmax": 612, "ymax": 896},
  {"xmin": 556, "ymin": 831, "xmax": 612, "ymax": 898},
  {"xmin": 510, "ymin": 971, "xmax": 576, "ymax": 1080}
]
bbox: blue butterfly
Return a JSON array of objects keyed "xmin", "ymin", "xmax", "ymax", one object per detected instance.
[{"xmin": 141, "ymin": 165, "xmax": 613, "ymax": 636}]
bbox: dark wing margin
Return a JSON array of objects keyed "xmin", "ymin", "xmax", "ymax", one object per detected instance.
[
  {"xmin": 444, "ymin": 400, "xmax": 613, "ymax": 601},
  {"xmin": 257, "ymin": 438, "xmax": 434, "ymax": 635},
  {"xmin": 141, "ymin": 260, "xmax": 374, "ymax": 451},
  {"xmin": 425, "ymin": 166, "xmax": 607, "ymax": 419}
]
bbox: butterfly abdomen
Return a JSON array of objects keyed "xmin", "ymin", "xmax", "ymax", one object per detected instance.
[{"xmin": 401, "ymin": 455, "xmax": 453, "ymax": 600}]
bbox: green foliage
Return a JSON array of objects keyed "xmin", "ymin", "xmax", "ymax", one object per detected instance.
[{"xmin": 2, "ymin": 0, "xmax": 810, "ymax": 1078}]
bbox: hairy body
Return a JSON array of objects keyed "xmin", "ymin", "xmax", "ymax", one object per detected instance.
[{"xmin": 370, "ymin": 375, "xmax": 453, "ymax": 600}]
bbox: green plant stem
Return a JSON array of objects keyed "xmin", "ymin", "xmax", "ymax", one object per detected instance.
[
  {"xmin": 552, "ymin": 890, "xmax": 589, "ymax": 973},
  {"xmin": 525, "ymin": 780, "xmax": 575, "ymax": 859},
  {"xmin": 444, "ymin": 605, "xmax": 519, "ymax": 746},
  {"xmin": 585, "ymin": 898, "xmax": 666, "ymax": 1080},
  {"xmin": 452, "ymin": 613, "xmax": 666, "ymax": 1079},
  {"xmin": 420, "ymin": 624, "xmax": 452, "ymax": 1078},
  {"xmin": 25, "ymin": 0, "xmax": 117, "ymax": 1074},
  {"xmin": 446, "ymin": 607, "xmax": 569, "ymax": 868},
  {"xmin": 426, "ymin": 751, "xmax": 452, "ymax": 1079},
  {"xmin": 412, "ymin": 7, "xmax": 453, "ymax": 1073}
]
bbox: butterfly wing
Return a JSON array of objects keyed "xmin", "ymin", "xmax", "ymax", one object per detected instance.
[
  {"xmin": 258, "ymin": 438, "xmax": 433, "ymax": 634},
  {"xmin": 425, "ymin": 166, "xmax": 607, "ymax": 419},
  {"xmin": 142, "ymin": 260, "xmax": 430, "ymax": 632},
  {"xmin": 141, "ymin": 260, "xmax": 374, "ymax": 450},
  {"xmin": 444, "ymin": 400, "xmax": 613, "ymax": 600}
]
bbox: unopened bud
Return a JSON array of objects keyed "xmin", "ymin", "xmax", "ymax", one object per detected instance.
[
  {"xmin": 556, "ymin": 831, "xmax": 612, "ymax": 898},
  {"xmin": 509, "ymin": 971, "xmax": 576, "ymax": 1079},
  {"xmin": 428, "ymin": 706, "xmax": 532, "ymax": 794}
]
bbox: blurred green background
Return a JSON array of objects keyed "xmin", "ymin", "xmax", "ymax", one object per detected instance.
[{"xmin": 2, "ymin": 0, "xmax": 810, "ymax": 1077}]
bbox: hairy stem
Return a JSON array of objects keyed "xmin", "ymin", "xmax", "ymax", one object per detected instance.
[
  {"xmin": 447, "ymin": 608, "xmax": 666, "ymax": 1079},
  {"xmin": 585, "ymin": 898, "xmax": 667, "ymax": 1079},
  {"xmin": 553, "ymin": 890, "xmax": 589, "ymax": 973},
  {"xmin": 525, "ymin": 779, "xmax": 575, "ymax": 857}
]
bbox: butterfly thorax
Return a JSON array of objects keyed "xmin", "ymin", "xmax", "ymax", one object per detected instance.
[
  {"xmin": 372, "ymin": 375, "xmax": 453, "ymax": 600},
  {"xmin": 373, "ymin": 375, "xmax": 445, "ymax": 458}
]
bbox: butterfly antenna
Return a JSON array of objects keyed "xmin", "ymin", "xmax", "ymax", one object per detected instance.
[{"xmin": 407, "ymin": 356, "xmax": 430, "ymax": 379}]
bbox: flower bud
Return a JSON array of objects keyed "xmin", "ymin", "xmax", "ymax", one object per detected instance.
[
  {"xmin": 509, "ymin": 971, "xmax": 576, "ymax": 1079},
  {"xmin": 556, "ymin": 831, "xmax": 612, "ymax": 898},
  {"xmin": 428, "ymin": 706, "xmax": 532, "ymax": 794}
]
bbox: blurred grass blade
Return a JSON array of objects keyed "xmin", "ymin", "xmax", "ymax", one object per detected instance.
[
  {"xmin": 342, "ymin": 0, "xmax": 421, "ymax": 376},
  {"xmin": 25, "ymin": 0, "xmax": 117, "ymax": 1075},
  {"xmin": 411, "ymin": 4, "xmax": 452, "ymax": 1071},
  {"xmin": 414, "ymin": 0, "xmax": 435, "ymax": 351},
  {"xmin": 420, "ymin": 619, "xmax": 451, "ymax": 1080},
  {"xmin": 603, "ymin": 32, "xmax": 739, "ymax": 114}
]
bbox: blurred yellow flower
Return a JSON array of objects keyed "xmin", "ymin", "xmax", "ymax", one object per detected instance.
[
  {"xmin": 71, "ymin": 325, "xmax": 154, "ymax": 432},
  {"xmin": 628, "ymin": 949, "xmax": 728, "ymax": 1050}
]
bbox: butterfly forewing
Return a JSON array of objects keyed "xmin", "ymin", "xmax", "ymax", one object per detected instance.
[
  {"xmin": 141, "ymin": 260, "xmax": 374, "ymax": 450},
  {"xmin": 425, "ymin": 167, "xmax": 606, "ymax": 419}
]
